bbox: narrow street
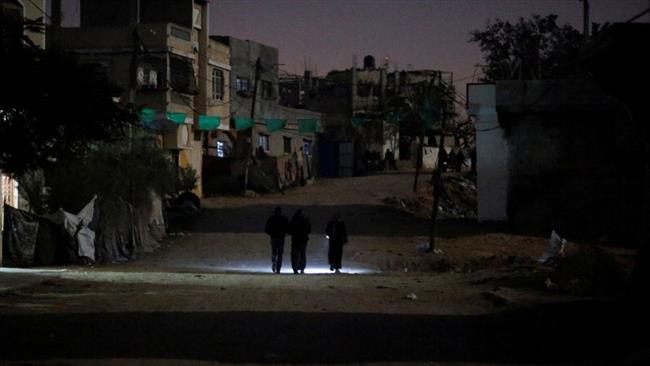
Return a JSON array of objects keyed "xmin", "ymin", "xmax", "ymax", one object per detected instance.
[{"xmin": 1, "ymin": 173, "xmax": 646, "ymax": 364}]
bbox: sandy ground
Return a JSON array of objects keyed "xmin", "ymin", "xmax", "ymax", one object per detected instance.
[{"xmin": 1, "ymin": 171, "xmax": 645, "ymax": 365}]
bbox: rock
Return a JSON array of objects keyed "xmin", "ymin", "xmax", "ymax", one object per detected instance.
[{"xmin": 405, "ymin": 293, "xmax": 418, "ymax": 300}]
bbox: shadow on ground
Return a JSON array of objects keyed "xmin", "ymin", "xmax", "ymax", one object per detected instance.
[
  {"xmin": 2, "ymin": 300, "xmax": 647, "ymax": 363},
  {"xmin": 186, "ymin": 204, "xmax": 518, "ymax": 238}
]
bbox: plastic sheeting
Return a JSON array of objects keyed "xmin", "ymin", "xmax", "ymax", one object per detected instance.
[{"xmin": 2, "ymin": 195, "xmax": 163, "ymax": 267}]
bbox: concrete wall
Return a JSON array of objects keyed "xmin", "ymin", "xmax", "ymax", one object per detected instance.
[
  {"xmin": 491, "ymin": 80, "xmax": 640, "ymax": 240},
  {"xmin": 251, "ymin": 106, "xmax": 320, "ymax": 158},
  {"xmin": 467, "ymin": 83, "xmax": 509, "ymax": 222}
]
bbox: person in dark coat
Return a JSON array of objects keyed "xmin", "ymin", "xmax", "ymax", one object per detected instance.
[
  {"xmin": 325, "ymin": 213, "xmax": 348, "ymax": 273},
  {"xmin": 289, "ymin": 209, "xmax": 311, "ymax": 274},
  {"xmin": 265, "ymin": 207, "xmax": 289, "ymax": 273}
]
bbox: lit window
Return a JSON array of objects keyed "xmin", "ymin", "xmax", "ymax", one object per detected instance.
[
  {"xmin": 258, "ymin": 134, "xmax": 269, "ymax": 152},
  {"xmin": 236, "ymin": 77, "xmax": 250, "ymax": 92},
  {"xmin": 216, "ymin": 141, "xmax": 225, "ymax": 157}
]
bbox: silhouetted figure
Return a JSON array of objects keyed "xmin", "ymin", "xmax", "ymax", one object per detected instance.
[
  {"xmin": 457, "ymin": 149, "xmax": 466, "ymax": 171},
  {"xmin": 447, "ymin": 149, "xmax": 457, "ymax": 172},
  {"xmin": 265, "ymin": 207, "xmax": 289, "ymax": 273},
  {"xmin": 289, "ymin": 209, "xmax": 311, "ymax": 274},
  {"xmin": 256, "ymin": 146, "xmax": 268, "ymax": 159},
  {"xmin": 438, "ymin": 147, "xmax": 449, "ymax": 173},
  {"xmin": 384, "ymin": 149, "xmax": 396, "ymax": 170},
  {"xmin": 325, "ymin": 213, "xmax": 348, "ymax": 273}
]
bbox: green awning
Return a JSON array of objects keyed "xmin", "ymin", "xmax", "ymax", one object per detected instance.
[
  {"xmin": 234, "ymin": 116, "xmax": 254, "ymax": 131},
  {"xmin": 351, "ymin": 116, "xmax": 368, "ymax": 127},
  {"xmin": 166, "ymin": 111, "xmax": 187, "ymax": 124},
  {"xmin": 298, "ymin": 118, "xmax": 319, "ymax": 134},
  {"xmin": 198, "ymin": 115, "xmax": 221, "ymax": 130},
  {"xmin": 140, "ymin": 108, "xmax": 156, "ymax": 124},
  {"xmin": 265, "ymin": 118, "xmax": 286, "ymax": 133}
]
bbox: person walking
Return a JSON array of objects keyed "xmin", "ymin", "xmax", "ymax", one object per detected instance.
[
  {"xmin": 265, "ymin": 207, "xmax": 289, "ymax": 273},
  {"xmin": 289, "ymin": 209, "xmax": 311, "ymax": 274},
  {"xmin": 325, "ymin": 213, "xmax": 348, "ymax": 273}
]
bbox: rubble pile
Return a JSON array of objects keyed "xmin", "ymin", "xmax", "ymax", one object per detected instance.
[
  {"xmin": 548, "ymin": 243, "xmax": 627, "ymax": 296},
  {"xmin": 383, "ymin": 173, "xmax": 477, "ymax": 219}
]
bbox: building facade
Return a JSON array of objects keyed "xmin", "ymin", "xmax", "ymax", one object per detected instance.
[
  {"xmin": 279, "ymin": 55, "xmax": 452, "ymax": 175},
  {"xmin": 49, "ymin": 0, "xmax": 224, "ymax": 198}
]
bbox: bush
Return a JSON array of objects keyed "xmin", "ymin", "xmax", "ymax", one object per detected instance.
[{"xmin": 45, "ymin": 137, "xmax": 179, "ymax": 213}]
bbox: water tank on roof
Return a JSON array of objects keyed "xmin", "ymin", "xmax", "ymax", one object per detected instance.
[{"xmin": 363, "ymin": 55, "xmax": 375, "ymax": 70}]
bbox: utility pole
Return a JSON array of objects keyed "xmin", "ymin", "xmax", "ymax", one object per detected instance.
[
  {"xmin": 243, "ymin": 57, "xmax": 262, "ymax": 193},
  {"xmin": 581, "ymin": 0, "xmax": 590, "ymax": 42},
  {"xmin": 428, "ymin": 133, "xmax": 445, "ymax": 252}
]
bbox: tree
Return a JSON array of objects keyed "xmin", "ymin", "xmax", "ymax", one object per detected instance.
[
  {"xmin": 470, "ymin": 14, "xmax": 583, "ymax": 81},
  {"xmin": 45, "ymin": 137, "xmax": 181, "ymax": 213},
  {"xmin": 0, "ymin": 43, "xmax": 136, "ymax": 176}
]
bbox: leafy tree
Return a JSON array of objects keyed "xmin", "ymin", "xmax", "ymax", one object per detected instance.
[
  {"xmin": 0, "ymin": 39, "xmax": 136, "ymax": 177},
  {"xmin": 470, "ymin": 14, "xmax": 583, "ymax": 81},
  {"xmin": 45, "ymin": 137, "xmax": 180, "ymax": 213}
]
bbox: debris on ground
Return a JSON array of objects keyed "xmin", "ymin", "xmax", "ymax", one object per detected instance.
[
  {"xmin": 548, "ymin": 242, "xmax": 628, "ymax": 297},
  {"xmin": 538, "ymin": 230, "xmax": 568, "ymax": 264},
  {"xmin": 404, "ymin": 293, "xmax": 418, "ymax": 300},
  {"xmin": 383, "ymin": 172, "xmax": 477, "ymax": 219}
]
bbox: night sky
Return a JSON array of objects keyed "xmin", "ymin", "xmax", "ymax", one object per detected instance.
[
  {"xmin": 209, "ymin": 0, "xmax": 649, "ymax": 99},
  {"xmin": 58, "ymin": 0, "xmax": 649, "ymax": 99}
]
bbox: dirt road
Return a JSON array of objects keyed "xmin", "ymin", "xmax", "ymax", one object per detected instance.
[{"xmin": 2, "ymin": 173, "xmax": 645, "ymax": 364}]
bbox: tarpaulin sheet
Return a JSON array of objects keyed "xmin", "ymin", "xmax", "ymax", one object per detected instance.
[{"xmin": 2, "ymin": 205, "xmax": 39, "ymax": 267}]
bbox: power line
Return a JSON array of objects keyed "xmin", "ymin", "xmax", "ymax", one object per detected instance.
[{"xmin": 25, "ymin": 0, "xmax": 50, "ymax": 19}]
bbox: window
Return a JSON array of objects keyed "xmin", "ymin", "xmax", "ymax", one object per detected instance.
[
  {"xmin": 216, "ymin": 141, "xmax": 225, "ymax": 158},
  {"xmin": 170, "ymin": 26, "xmax": 191, "ymax": 41},
  {"xmin": 258, "ymin": 134, "xmax": 270, "ymax": 152},
  {"xmin": 283, "ymin": 136, "xmax": 292, "ymax": 154},
  {"xmin": 262, "ymin": 80, "xmax": 273, "ymax": 98},
  {"xmin": 236, "ymin": 77, "xmax": 250, "ymax": 92},
  {"xmin": 212, "ymin": 68, "xmax": 224, "ymax": 100},
  {"xmin": 137, "ymin": 64, "xmax": 159, "ymax": 90},
  {"xmin": 303, "ymin": 139, "xmax": 312, "ymax": 155},
  {"xmin": 170, "ymin": 55, "xmax": 197, "ymax": 94}
]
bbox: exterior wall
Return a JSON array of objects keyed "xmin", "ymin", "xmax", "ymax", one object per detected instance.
[
  {"xmin": 251, "ymin": 106, "xmax": 320, "ymax": 158},
  {"xmin": 215, "ymin": 36, "xmax": 280, "ymax": 122},
  {"xmin": 492, "ymin": 80, "xmax": 639, "ymax": 240},
  {"xmin": 467, "ymin": 83, "xmax": 509, "ymax": 222},
  {"xmin": 206, "ymin": 40, "xmax": 231, "ymax": 125},
  {"xmin": 52, "ymin": 1, "xmax": 210, "ymax": 197},
  {"xmin": 23, "ymin": 0, "xmax": 45, "ymax": 48}
]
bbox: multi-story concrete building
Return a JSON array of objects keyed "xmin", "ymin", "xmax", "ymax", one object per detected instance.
[
  {"xmin": 49, "ymin": 0, "xmax": 229, "ymax": 197},
  {"xmin": 280, "ymin": 55, "xmax": 452, "ymax": 175},
  {"xmin": 212, "ymin": 36, "xmax": 320, "ymax": 160}
]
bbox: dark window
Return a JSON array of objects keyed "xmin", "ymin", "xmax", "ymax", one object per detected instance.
[
  {"xmin": 262, "ymin": 80, "xmax": 273, "ymax": 98},
  {"xmin": 283, "ymin": 136, "xmax": 292, "ymax": 154},
  {"xmin": 170, "ymin": 26, "xmax": 191, "ymax": 41},
  {"xmin": 170, "ymin": 55, "xmax": 197, "ymax": 94},
  {"xmin": 212, "ymin": 68, "xmax": 224, "ymax": 100}
]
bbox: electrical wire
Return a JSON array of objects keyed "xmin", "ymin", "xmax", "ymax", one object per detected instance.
[{"xmin": 25, "ymin": 0, "xmax": 50, "ymax": 19}]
